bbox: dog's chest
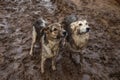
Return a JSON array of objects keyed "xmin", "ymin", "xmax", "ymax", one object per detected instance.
[
  {"xmin": 42, "ymin": 40, "xmax": 59, "ymax": 58},
  {"xmin": 48, "ymin": 40, "xmax": 59, "ymax": 51},
  {"xmin": 72, "ymin": 33, "xmax": 89, "ymax": 48}
]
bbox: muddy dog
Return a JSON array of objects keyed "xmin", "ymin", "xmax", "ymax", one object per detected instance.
[
  {"xmin": 29, "ymin": 18, "xmax": 46, "ymax": 56},
  {"xmin": 41, "ymin": 23, "xmax": 66, "ymax": 73},
  {"xmin": 62, "ymin": 14, "xmax": 90, "ymax": 65}
]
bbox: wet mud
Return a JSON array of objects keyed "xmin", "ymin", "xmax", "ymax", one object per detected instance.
[{"xmin": 0, "ymin": 0, "xmax": 120, "ymax": 80}]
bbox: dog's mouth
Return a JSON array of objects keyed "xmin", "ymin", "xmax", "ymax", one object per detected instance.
[
  {"xmin": 56, "ymin": 35, "xmax": 61, "ymax": 39},
  {"xmin": 77, "ymin": 29, "xmax": 90, "ymax": 35},
  {"xmin": 77, "ymin": 31, "xmax": 86, "ymax": 35},
  {"xmin": 50, "ymin": 34, "xmax": 61, "ymax": 39},
  {"xmin": 51, "ymin": 32, "xmax": 67, "ymax": 45},
  {"xmin": 53, "ymin": 32, "xmax": 67, "ymax": 39},
  {"xmin": 57, "ymin": 34, "xmax": 67, "ymax": 39}
]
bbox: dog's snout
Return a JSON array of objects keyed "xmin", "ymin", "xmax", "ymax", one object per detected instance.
[
  {"xmin": 63, "ymin": 31, "xmax": 67, "ymax": 36},
  {"xmin": 86, "ymin": 28, "xmax": 90, "ymax": 32},
  {"xmin": 63, "ymin": 31, "xmax": 67, "ymax": 35}
]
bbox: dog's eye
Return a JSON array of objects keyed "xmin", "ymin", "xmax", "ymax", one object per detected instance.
[
  {"xmin": 53, "ymin": 28, "xmax": 57, "ymax": 31},
  {"xmin": 79, "ymin": 23, "xmax": 82, "ymax": 26}
]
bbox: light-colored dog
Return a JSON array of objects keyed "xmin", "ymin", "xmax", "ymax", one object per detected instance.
[
  {"xmin": 63, "ymin": 15, "xmax": 90, "ymax": 64},
  {"xmin": 41, "ymin": 23, "xmax": 66, "ymax": 73},
  {"xmin": 69, "ymin": 20, "xmax": 90, "ymax": 50}
]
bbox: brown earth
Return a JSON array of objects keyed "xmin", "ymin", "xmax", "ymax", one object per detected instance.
[{"xmin": 0, "ymin": 0, "xmax": 120, "ymax": 80}]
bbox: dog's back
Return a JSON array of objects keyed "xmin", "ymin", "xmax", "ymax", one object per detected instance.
[{"xmin": 29, "ymin": 18, "xmax": 46, "ymax": 56}]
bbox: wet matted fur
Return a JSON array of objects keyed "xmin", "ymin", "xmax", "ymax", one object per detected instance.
[
  {"xmin": 40, "ymin": 23, "xmax": 66, "ymax": 73},
  {"xmin": 62, "ymin": 14, "xmax": 90, "ymax": 64}
]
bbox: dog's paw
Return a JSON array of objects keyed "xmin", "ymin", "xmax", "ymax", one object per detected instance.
[
  {"xmin": 29, "ymin": 50, "xmax": 33, "ymax": 56},
  {"xmin": 41, "ymin": 69, "xmax": 44, "ymax": 74},
  {"xmin": 52, "ymin": 66, "xmax": 56, "ymax": 71}
]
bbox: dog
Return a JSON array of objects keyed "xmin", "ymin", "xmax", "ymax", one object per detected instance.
[
  {"xmin": 40, "ymin": 23, "xmax": 67, "ymax": 73},
  {"xmin": 62, "ymin": 14, "xmax": 90, "ymax": 65},
  {"xmin": 29, "ymin": 18, "xmax": 46, "ymax": 56},
  {"xmin": 69, "ymin": 19, "xmax": 90, "ymax": 49}
]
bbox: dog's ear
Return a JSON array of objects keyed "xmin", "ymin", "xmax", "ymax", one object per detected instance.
[
  {"xmin": 43, "ymin": 27, "xmax": 50, "ymax": 34},
  {"xmin": 70, "ymin": 22, "xmax": 78, "ymax": 33},
  {"xmin": 70, "ymin": 22, "xmax": 76, "ymax": 30},
  {"xmin": 48, "ymin": 24, "xmax": 55, "ymax": 32}
]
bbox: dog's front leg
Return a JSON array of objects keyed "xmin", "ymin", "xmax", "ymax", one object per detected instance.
[
  {"xmin": 41, "ymin": 56, "xmax": 46, "ymax": 73},
  {"xmin": 29, "ymin": 26, "xmax": 37, "ymax": 56},
  {"xmin": 52, "ymin": 56, "xmax": 56, "ymax": 71}
]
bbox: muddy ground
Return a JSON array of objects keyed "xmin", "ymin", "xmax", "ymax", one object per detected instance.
[{"xmin": 0, "ymin": 0, "xmax": 120, "ymax": 80}]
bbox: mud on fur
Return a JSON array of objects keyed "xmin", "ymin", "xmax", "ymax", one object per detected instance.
[
  {"xmin": 62, "ymin": 14, "xmax": 90, "ymax": 65},
  {"xmin": 40, "ymin": 23, "xmax": 67, "ymax": 73}
]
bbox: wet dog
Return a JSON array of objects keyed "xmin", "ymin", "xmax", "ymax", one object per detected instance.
[
  {"xmin": 29, "ymin": 18, "xmax": 46, "ymax": 56},
  {"xmin": 69, "ymin": 19, "xmax": 90, "ymax": 49},
  {"xmin": 41, "ymin": 23, "xmax": 66, "ymax": 73},
  {"xmin": 62, "ymin": 14, "xmax": 90, "ymax": 64}
]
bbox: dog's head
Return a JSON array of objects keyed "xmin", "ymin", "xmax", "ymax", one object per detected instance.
[
  {"xmin": 70, "ymin": 20, "xmax": 90, "ymax": 35},
  {"xmin": 44, "ymin": 23, "xmax": 67, "ymax": 39}
]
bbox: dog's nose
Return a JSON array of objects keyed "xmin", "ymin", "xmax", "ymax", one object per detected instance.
[
  {"xmin": 86, "ymin": 28, "xmax": 90, "ymax": 32},
  {"xmin": 63, "ymin": 31, "xmax": 67, "ymax": 36}
]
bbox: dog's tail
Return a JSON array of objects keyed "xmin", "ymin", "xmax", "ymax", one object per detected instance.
[
  {"xmin": 33, "ymin": 18, "xmax": 47, "ymax": 30},
  {"xmin": 33, "ymin": 18, "xmax": 47, "ymax": 38},
  {"xmin": 29, "ymin": 18, "xmax": 47, "ymax": 56}
]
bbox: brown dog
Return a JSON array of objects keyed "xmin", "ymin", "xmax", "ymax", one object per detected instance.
[{"xmin": 41, "ymin": 23, "xmax": 66, "ymax": 73}]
